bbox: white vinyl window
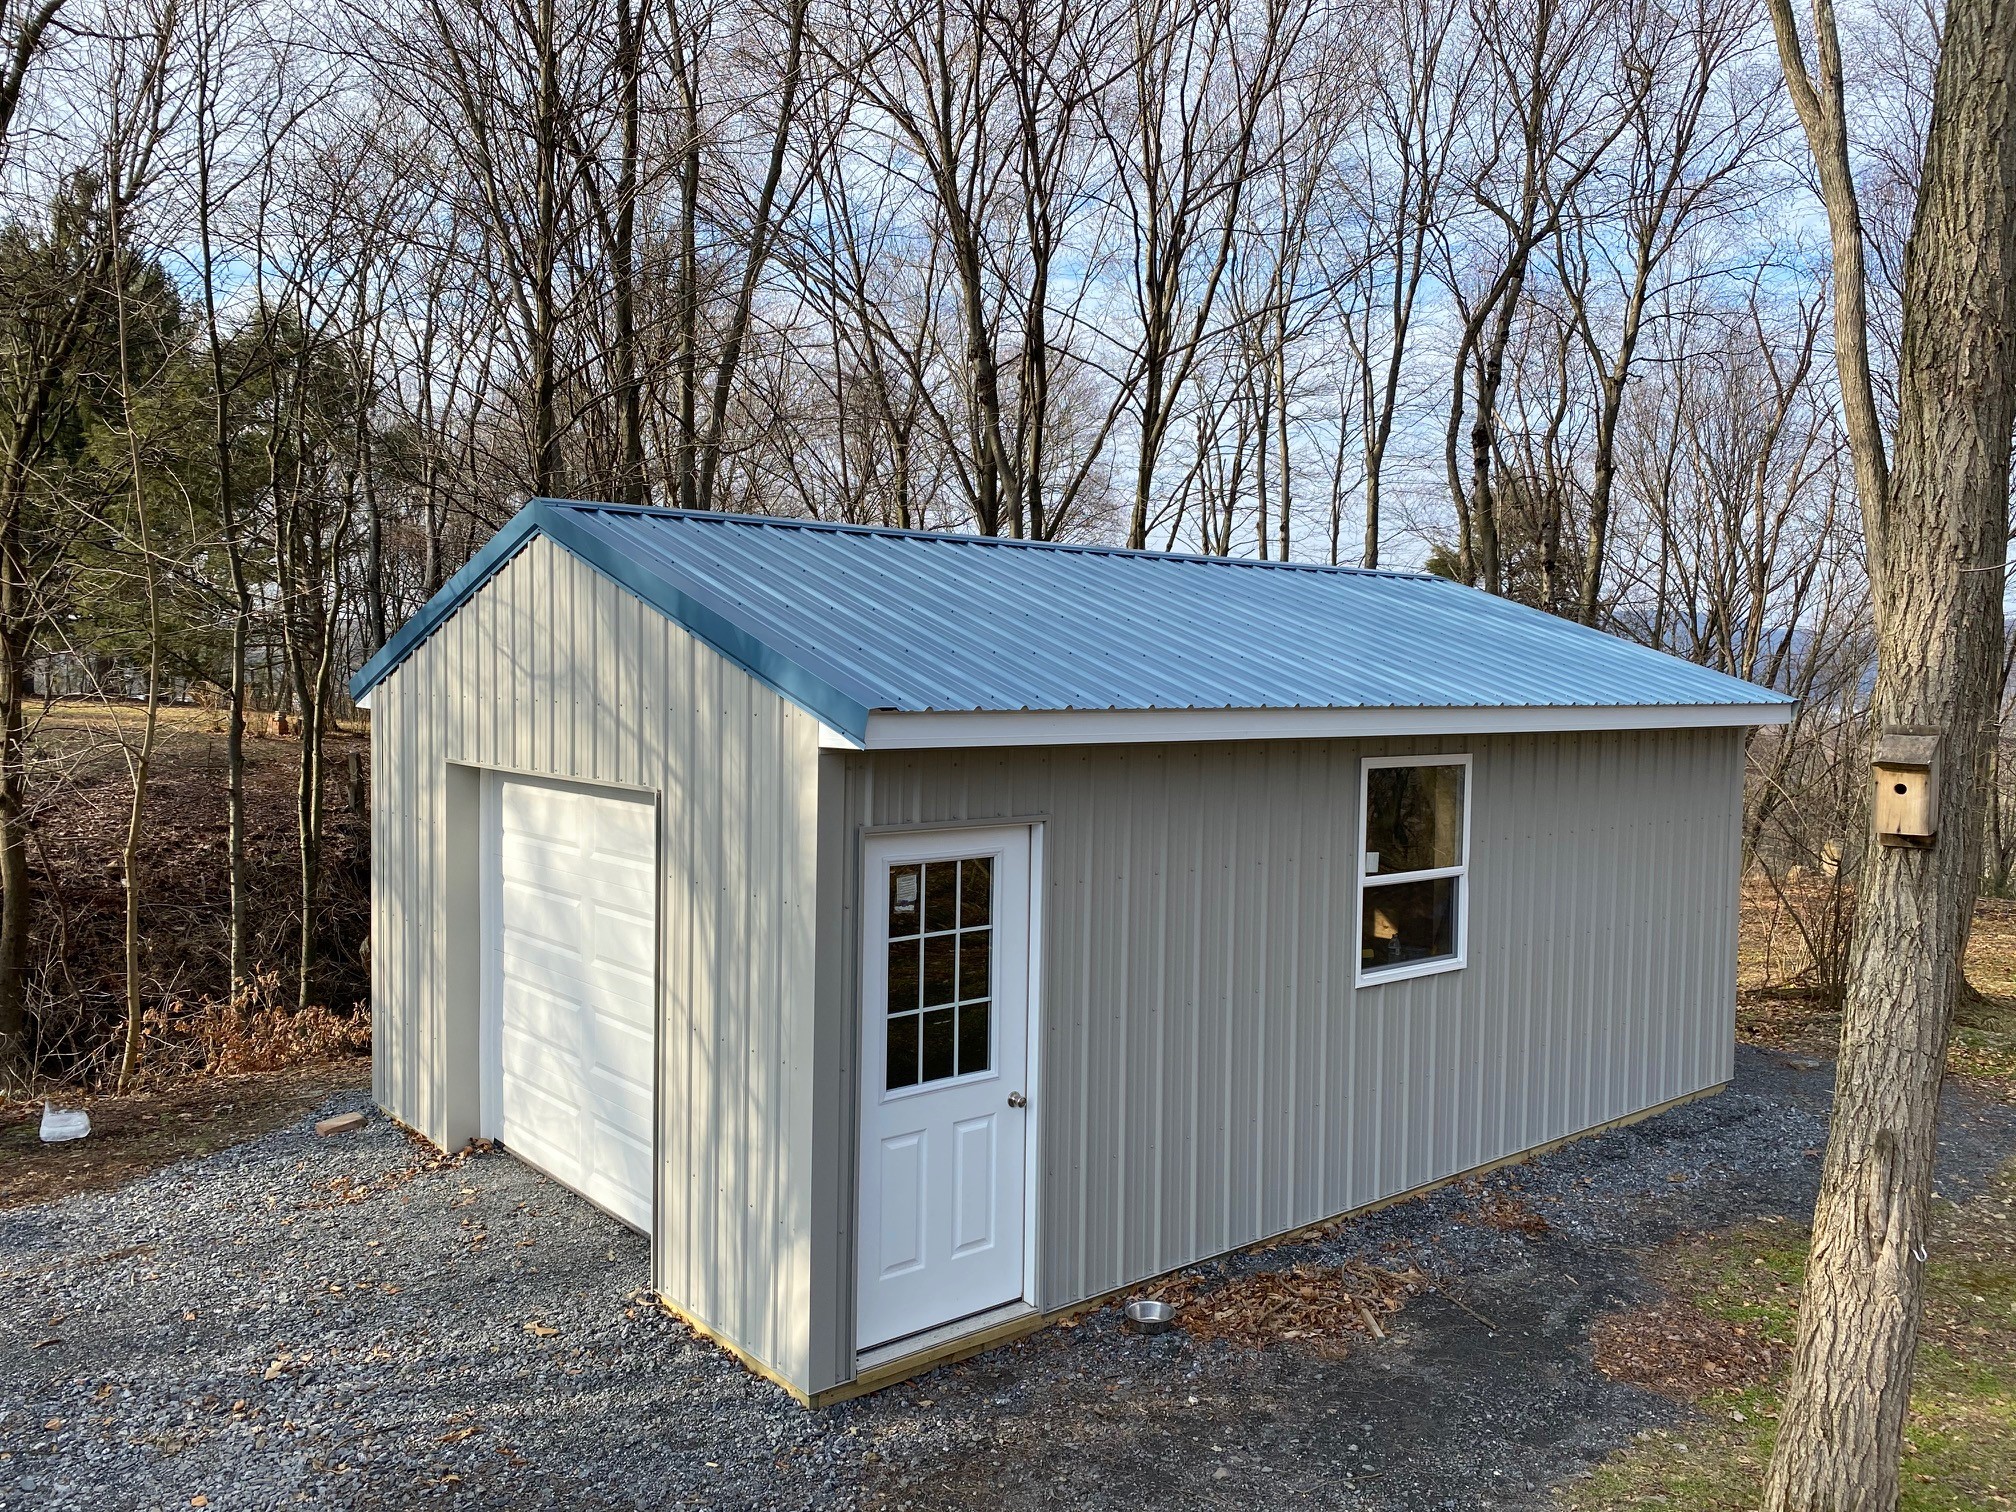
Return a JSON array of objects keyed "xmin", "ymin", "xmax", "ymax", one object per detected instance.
[{"xmin": 1356, "ymin": 754, "xmax": 1471, "ymax": 986}]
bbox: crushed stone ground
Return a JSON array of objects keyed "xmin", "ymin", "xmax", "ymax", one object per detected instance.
[{"xmin": 4, "ymin": 1047, "xmax": 2013, "ymax": 1511}]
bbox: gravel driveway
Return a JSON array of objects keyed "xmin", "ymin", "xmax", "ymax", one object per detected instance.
[{"xmin": 5, "ymin": 1048, "xmax": 2014, "ymax": 1512}]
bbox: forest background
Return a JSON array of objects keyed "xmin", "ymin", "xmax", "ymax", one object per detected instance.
[{"xmin": 0, "ymin": 0, "xmax": 1977, "ymax": 1088}]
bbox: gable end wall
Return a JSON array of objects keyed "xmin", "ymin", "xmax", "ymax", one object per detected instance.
[{"xmin": 370, "ymin": 535, "xmax": 822, "ymax": 1386}]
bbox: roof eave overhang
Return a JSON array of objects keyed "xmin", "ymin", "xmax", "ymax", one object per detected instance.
[
  {"xmin": 348, "ymin": 500, "xmax": 878, "ymax": 740},
  {"xmin": 351, "ymin": 501, "xmax": 1794, "ymax": 754},
  {"xmin": 853, "ymin": 700, "xmax": 1796, "ymax": 750}
]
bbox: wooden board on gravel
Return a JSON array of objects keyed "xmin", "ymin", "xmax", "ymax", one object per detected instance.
[{"xmin": 0, "ymin": 1059, "xmax": 370, "ymax": 1210}]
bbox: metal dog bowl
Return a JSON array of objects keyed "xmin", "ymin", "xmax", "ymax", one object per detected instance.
[{"xmin": 1124, "ymin": 1298, "xmax": 1176, "ymax": 1335}]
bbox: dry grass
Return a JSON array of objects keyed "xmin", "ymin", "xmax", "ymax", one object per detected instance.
[
  {"xmin": 1953, "ymin": 899, "xmax": 2016, "ymax": 1092},
  {"xmin": 1736, "ymin": 878, "xmax": 1851, "ymax": 1058},
  {"xmin": 1569, "ymin": 1168, "xmax": 2016, "ymax": 1511},
  {"xmin": 14, "ymin": 698, "xmax": 370, "ymax": 1090},
  {"xmin": 0, "ymin": 1059, "xmax": 370, "ymax": 1210},
  {"xmin": 1737, "ymin": 887, "xmax": 2016, "ymax": 1098}
]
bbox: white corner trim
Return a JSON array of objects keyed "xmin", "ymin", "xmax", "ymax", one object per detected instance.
[
  {"xmin": 353, "ymin": 686, "xmax": 373, "ymax": 711},
  {"xmin": 818, "ymin": 720, "xmax": 867, "ymax": 750},
  {"xmin": 858, "ymin": 701, "xmax": 1794, "ymax": 750}
]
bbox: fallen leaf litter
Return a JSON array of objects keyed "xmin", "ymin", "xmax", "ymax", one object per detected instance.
[{"xmin": 1152, "ymin": 1260, "xmax": 1428, "ymax": 1358}]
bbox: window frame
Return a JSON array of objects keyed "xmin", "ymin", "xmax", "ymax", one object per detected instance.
[{"xmin": 1354, "ymin": 752, "xmax": 1472, "ymax": 988}]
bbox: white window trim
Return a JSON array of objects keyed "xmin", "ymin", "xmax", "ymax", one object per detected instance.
[{"xmin": 1355, "ymin": 752, "xmax": 1472, "ymax": 988}]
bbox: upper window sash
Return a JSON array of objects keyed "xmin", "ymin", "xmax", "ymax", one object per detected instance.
[{"xmin": 1359, "ymin": 754, "xmax": 1470, "ymax": 873}]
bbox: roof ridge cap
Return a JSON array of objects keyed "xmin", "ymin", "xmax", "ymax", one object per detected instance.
[{"xmin": 539, "ymin": 497, "xmax": 1440, "ymax": 581}]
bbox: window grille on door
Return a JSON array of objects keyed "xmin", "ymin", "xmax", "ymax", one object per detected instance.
[{"xmin": 885, "ymin": 856, "xmax": 993, "ymax": 1089}]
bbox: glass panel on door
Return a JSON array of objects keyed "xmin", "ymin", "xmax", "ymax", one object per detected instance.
[{"xmin": 886, "ymin": 855, "xmax": 993, "ymax": 1091}]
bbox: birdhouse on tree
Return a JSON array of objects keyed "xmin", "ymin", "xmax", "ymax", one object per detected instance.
[{"xmin": 1872, "ymin": 729, "xmax": 1941, "ymax": 848}]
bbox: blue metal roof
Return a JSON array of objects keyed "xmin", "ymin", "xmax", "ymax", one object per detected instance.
[{"xmin": 350, "ymin": 499, "xmax": 1793, "ymax": 740}]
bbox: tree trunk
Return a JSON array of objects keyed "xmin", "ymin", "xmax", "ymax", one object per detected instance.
[
  {"xmin": 198, "ymin": 210, "xmax": 252, "ymax": 1002},
  {"xmin": 0, "ymin": 603, "xmax": 28, "ymax": 1083},
  {"xmin": 1761, "ymin": 0, "xmax": 2016, "ymax": 1501},
  {"xmin": 226, "ymin": 616, "xmax": 248, "ymax": 1001},
  {"xmin": 613, "ymin": 0, "xmax": 644, "ymax": 506},
  {"xmin": 295, "ymin": 695, "xmax": 322, "ymax": 1013},
  {"xmin": 694, "ymin": 0, "xmax": 809, "ymax": 516},
  {"xmin": 1467, "ymin": 252, "xmax": 1529, "ymax": 597},
  {"xmin": 1576, "ymin": 327, "xmax": 1635, "ymax": 625},
  {"xmin": 1274, "ymin": 330, "xmax": 1291, "ymax": 560},
  {"xmin": 114, "ymin": 178, "xmax": 162, "ymax": 1094},
  {"xmin": 530, "ymin": 0, "xmax": 561, "ymax": 498},
  {"xmin": 673, "ymin": 47, "xmax": 701, "ymax": 511}
]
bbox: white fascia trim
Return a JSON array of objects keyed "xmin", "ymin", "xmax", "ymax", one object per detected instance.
[{"xmin": 860, "ymin": 701, "xmax": 1794, "ymax": 749}]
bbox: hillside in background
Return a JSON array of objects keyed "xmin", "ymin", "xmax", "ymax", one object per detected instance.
[{"xmin": 16, "ymin": 702, "xmax": 370, "ymax": 1090}]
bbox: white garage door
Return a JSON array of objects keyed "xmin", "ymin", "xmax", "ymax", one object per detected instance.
[{"xmin": 483, "ymin": 774, "xmax": 658, "ymax": 1232}]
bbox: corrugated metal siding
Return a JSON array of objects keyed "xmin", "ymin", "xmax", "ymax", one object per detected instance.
[
  {"xmin": 828, "ymin": 728, "xmax": 1742, "ymax": 1320},
  {"xmin": 371, "ymin": 536, "xmax": 822, "ymax": 1387}
]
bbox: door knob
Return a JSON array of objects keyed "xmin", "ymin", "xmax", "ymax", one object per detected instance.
[{"xmin": 1007, "ymin": 1091, "xmax": 1027, "ymax": 1109}]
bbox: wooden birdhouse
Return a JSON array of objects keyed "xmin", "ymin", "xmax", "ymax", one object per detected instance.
[{"xmin": 1872, "ymin": 729, "xmax": 1941, "ymax": 848}]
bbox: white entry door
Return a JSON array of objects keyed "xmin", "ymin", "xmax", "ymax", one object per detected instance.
[
  {"xmin": 857, "ymin": 826, "xmax": 1033, "ymax": 1350},
  {"xmin": 483, "ymin": 773, "xmax": 658, "ymax": 1232}
]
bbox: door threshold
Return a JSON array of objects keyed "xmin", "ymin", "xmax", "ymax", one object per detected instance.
[{"xmin": 855, "ymin": 1299, "xmax": 1038, "ymax": 1373}]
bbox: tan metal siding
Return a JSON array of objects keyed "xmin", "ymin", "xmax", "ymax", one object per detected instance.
[
  {"xmin": 832, "ymin": 727, "xmax": 1744, "ymax": 1318},
  {"xmin": 369, "ymin": 536, "xmax": 822, "ymax": 1388}
]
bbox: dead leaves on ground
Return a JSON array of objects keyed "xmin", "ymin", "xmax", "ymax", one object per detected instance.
[
  {"xmin": 299, "ymin": 1134, "xmax": 494, "ymax": 1212},
  {"xmin": 1153, "ymin": 1260, "xmax": 1427, "ymax": 1359},
  {"xmin": 1461, "ymin": 1184, "xmax": 1553, "ymax": 1237},
  {"xmin": 1590, "ymin": 1300, "xmax": 1782, "ymax": 1397}
]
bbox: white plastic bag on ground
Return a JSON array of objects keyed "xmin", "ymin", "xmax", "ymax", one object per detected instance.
[{"xmin": 39, "ymin": 1102, "xmax": 89, "ymax": 1142}]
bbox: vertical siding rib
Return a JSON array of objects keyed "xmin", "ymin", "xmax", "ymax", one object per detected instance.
[
  {"xmin": 369, "ymin": 535, "xmax": 821, "ymax": 1390},
  {"xmin": 841, "ymin": 726, "xmax": 1744, "ymax": 1316}
]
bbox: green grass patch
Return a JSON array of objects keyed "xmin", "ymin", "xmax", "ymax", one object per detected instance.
[
  {"xmin": 1564, "ymin": 1166, "xmax": 2016, "ymax": 1510},
  {"xmin": 1570, "ymin": 1385, "xmax": 1777, "ymax": 1510}
]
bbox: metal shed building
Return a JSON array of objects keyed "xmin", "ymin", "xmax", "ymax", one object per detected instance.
[{"xmin": 351, "ymin": 498, "xmax": 1793, "ymax": 1402}]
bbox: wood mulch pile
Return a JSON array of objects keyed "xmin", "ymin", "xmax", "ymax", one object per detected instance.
[
  {"xmin": 1151, "ymin": 1260, "xmax": 1428, "ymax": 1359},
  {"xmin": 1590, "ymin": 1298, "xmax": 1784, "ymax": 1397}
]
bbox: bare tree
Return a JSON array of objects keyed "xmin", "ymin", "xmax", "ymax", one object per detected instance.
[
  {"xmin": 0, "ymin": 0, "xmax": 70, "ymax": 163},
  {"xmin": 0, "ymin": 1, "xmax": 173, "ymax": 1081},
  {"xmin": 106, "ymin": 123, "xmax": 168, "ymax": 1091},
  {"xmin": 1328, "ymin": 0, "xmax": 1469, "ymax": 567},
  {"xmin": 1760, "ymin": 0, "xmax": 2016, "ymax": 1502},
  {"xmin": 1438, "ymin": 0, "xmax": 1637, "ymax": 596},
  {"xmin": 1556, "ymin": 0, "xmax": 1774, "ymax": 624},
  {"xmin": 1104, "ymin": 0, "xmax": 1307, "ymax": 549}
]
